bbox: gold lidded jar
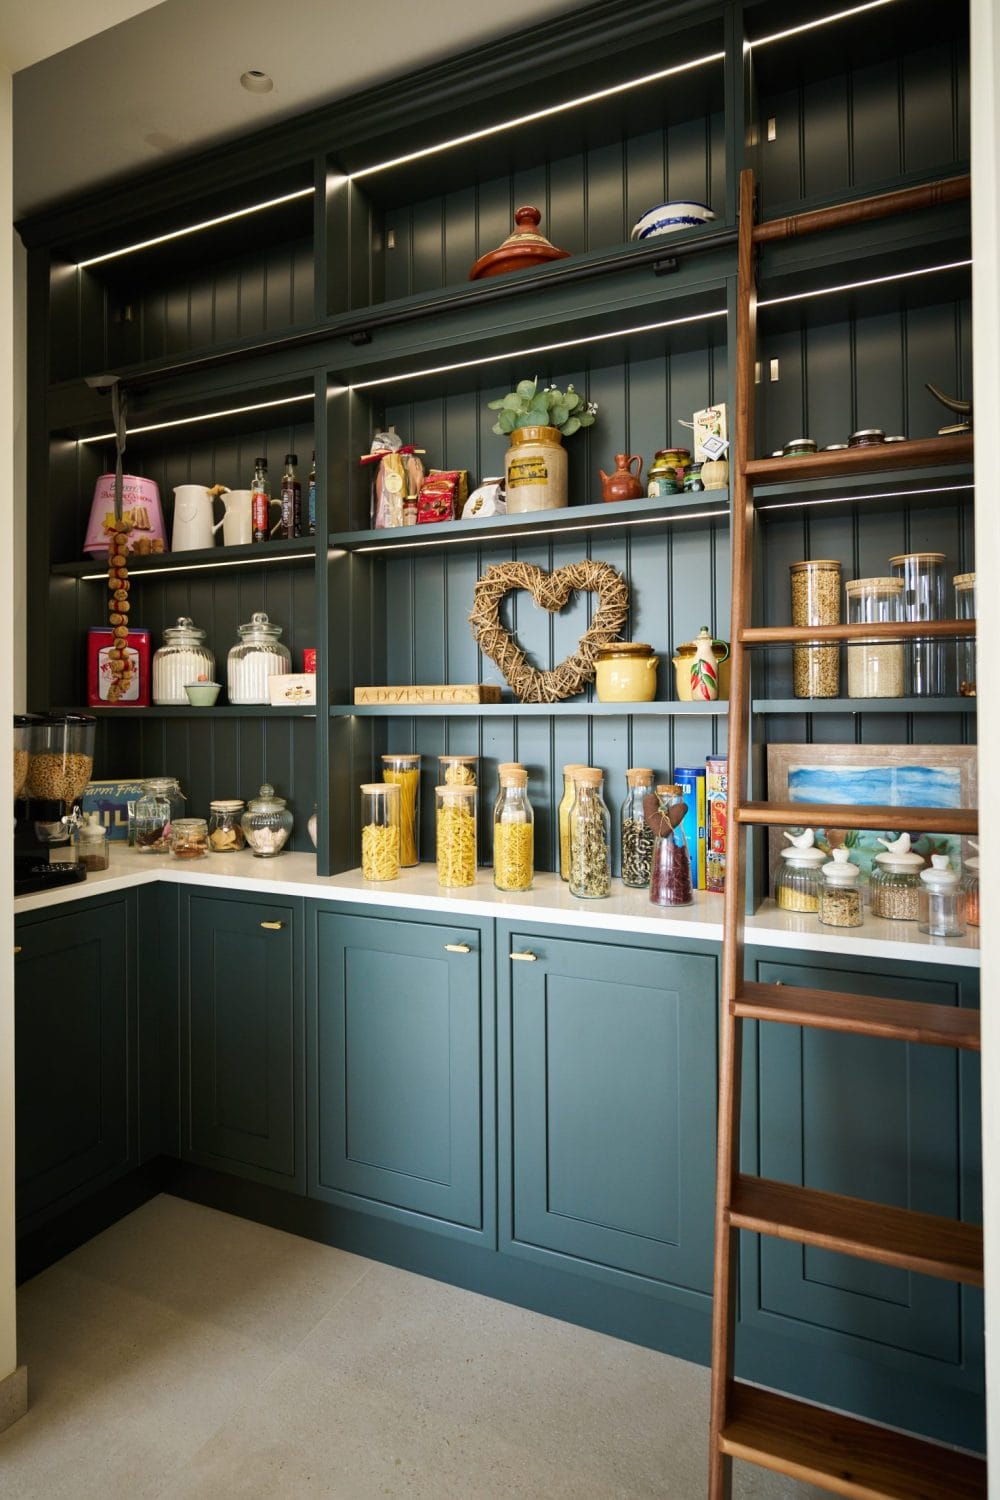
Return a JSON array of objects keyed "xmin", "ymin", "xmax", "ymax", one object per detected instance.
[
  {"xmin": 869, "ymin": 832, "xmax": 924, "ymax": 921},
  {"xmin": 845, "ymin": 577, "xmax": 904, "ymax": 698},
  {"xmin": 790, "ymin": 558, "xmax": 841, "ymax": 698},
  {"xmin": 818, "ymin": 847, "xmax": 863, "ymax": 928},
  {"xmin": 360, "ymin": 782, "xmax": 401, "ymax": 882},
  {"xmin": 774, "ymin": 829, "xmax": 825, "ymax": 913}
]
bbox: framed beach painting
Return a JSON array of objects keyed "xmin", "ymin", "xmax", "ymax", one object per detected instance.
[{"xmin": 765, "ymin": 743, "xmax": 977, "ymax": 888}]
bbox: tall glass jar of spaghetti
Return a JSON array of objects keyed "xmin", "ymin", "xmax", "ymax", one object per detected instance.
[{"xmin": 381, "ymin": 752, "xmax": 420, "ymax": 866}]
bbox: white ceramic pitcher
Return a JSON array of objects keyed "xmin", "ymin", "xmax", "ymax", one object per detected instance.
[
  {"xmin": 172, "ymin": 485, "xmax": 222, "ymax": 552},
  {"xmin": 220, "ymin": 489, "xmax": 253, "ymax": 547}
]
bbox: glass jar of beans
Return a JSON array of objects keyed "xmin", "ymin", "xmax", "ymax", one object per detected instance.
[
  {"xmin": 790, "ymin": 559, "xmax": 841, "ymax": 698},
  {"xmin": 869, "ymin": 833, "xmax": 924, "ymax": 921}
]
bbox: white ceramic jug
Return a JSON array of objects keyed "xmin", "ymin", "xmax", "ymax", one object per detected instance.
[
  {"xmin": 221, "ymin": 489, "xmax": 253, "ymax": 547},
  {"xmin": 172, "ymin": 485, "xmax": 222, "ymax": 552}
]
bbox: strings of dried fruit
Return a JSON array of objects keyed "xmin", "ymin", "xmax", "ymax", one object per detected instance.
[{"xmin": 104, "ymin": 516, "xmax": 134, "ymax": 701}]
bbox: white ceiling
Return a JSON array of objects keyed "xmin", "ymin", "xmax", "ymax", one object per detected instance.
[{"xmin": 10, "ymin": 0, "xmax": 579, "ymax": 219}]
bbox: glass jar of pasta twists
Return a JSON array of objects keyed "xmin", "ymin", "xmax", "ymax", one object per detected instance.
[
  {"xmin": 381, "ymin": 752, "xmax": 420, "ymax": 866},
  {"xmin": 360, "ymin": 783, "xmax": 400, "ymax": 882},
  {"xmin": 558, "ymin": 764, "xmax": 587, "ymax": 881},
  {"xmin": 493, "ymin": 767, "xmax": 533, "ymax": 892},
  {"xmin": 438, "ymin": 754, "xmax": 478, "ymax": 787},
  {"xmin": 436, "ymin": 783, "xmax": 477, "ymax": 888}
]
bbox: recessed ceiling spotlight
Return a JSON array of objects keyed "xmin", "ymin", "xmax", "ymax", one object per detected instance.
[{"xmin": 240, "ymin": 70, "xmax": 274, "ymax": 93}]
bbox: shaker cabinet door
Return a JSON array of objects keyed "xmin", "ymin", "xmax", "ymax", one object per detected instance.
[
  {"xmin": 502, "ymin": 930, "xmax": 717, "ymax": 1295},
  {"xmin": 182, "ymin": 891, "xmax": 303, "ymax": 1191},
  {"xmin": 15, "ymin": 896, "xmax": 136, "ymax": 1229},
  {"xmin": 309, "ymin": 909, "xmax": 491, "ymax": 1244}
]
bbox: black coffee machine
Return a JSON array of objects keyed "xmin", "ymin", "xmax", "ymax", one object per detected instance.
[{"xmin": 14, "ymin": 713, "xmax": 95, "ymax": 895}]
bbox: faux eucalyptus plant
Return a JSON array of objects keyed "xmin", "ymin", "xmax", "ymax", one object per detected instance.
[{"xmin": 488, "ymin": 378, "xmax": 598, "ymax": 438}]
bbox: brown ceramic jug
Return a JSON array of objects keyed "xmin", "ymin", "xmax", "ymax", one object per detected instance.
[{"xmin": 600, "ymin": 453, "xmax": 643, "ymax": 502}]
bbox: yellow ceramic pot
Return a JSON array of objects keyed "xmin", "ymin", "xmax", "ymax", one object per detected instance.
[
  {"xmin": 672, "ymin": 639, "xmax": 731, "ymax": 700},
  {"xmin": 595, "ymin": 642, "xmax": 659, "ymax": 702}
]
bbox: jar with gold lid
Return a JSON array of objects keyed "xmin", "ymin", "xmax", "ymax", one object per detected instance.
[{"xmin": 594, "ymin": 642, "xmax": 659, "ymax": 703}]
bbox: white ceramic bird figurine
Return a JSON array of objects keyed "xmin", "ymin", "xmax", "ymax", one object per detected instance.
[
  {"xmin": 784, "ymin": 828, "xmax": 816, "ymax": 850},
  {"xmin": 877, "ymin": 831, "xmax": 913, "ymax": 855}
]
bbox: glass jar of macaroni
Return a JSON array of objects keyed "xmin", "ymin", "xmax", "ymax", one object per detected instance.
[
  {"xmin": 382, "ymin": 752, "xmax": 420, "ymax": 866},
  {"xmin": 360, "ymin": 783, "xmax": 401, "ymax": 882},
  {"xmin": 436, "ymin": 783, "xmax": 477, "ymax": 887},
  {"xmin": 493, "ymin": 767, "xmax": 533, "ymax": 892}
]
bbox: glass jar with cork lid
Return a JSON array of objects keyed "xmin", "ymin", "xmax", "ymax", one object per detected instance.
[
  {"xmin": 438, "ymin": 754, "xmax": 478, "ymax": 787},
  {"xmin": 493, "ymin": 767, "xmax": 533, "ymax": 892},
  {"xmin": 436, "ymin": 782, "xmax": 477, "ymax": 887},
  {"xmin": 568, "ymin": 768, "xmax": 611, "ymax": 899},
  {"xmin": 620, "ymin": 768, "xmax": 655, "ymax": 888},
  {"xmin": 558, "ymin": 764, "xmax": 587, "ymax": 880},
  {"xmin": 845, "ymin": 577, "xmax": 904, "ymax": 698},
  {"xmin": 790, "ymin": 559, "xmax": 841, "ymax": 698},
  {"xmin": 382, "ymin": 753, "xmax": 420, "ymax": 866}
]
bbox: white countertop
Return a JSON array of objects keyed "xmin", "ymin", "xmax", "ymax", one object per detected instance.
[{"xmin": 14, "ymin": 848, "xmax": 981, "ymax": 969}]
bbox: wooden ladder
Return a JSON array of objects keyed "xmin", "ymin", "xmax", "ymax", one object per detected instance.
[{"xmin": 708, "ymin": 168, "xmax": 985, "ymax": 1500}]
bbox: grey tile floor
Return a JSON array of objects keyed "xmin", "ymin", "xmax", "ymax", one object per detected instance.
[{"xmin": 0, "ymin": 1195, "xmax": 827, "ymax": 1499}]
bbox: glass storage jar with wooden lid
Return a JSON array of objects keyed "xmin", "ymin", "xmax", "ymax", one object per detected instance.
[
  {"xmin": 438, "ymin": 754, "xmax": 478, "ymax": 787},
  {"xmin": 382, "ymin": 752, "xmax": 420, "ymax": 866},
  {"xmin": 493, "ymin": 767, "xmax": 533, "ymax": 892},
  {"xmin": 558, "ymin": 764, "xmax": 587, "ymax": 880},
  {"xmin": 774, "ymin": 829, "xmax": 825, "ymax": 913},
  {"xmin": 869, "ymin": 832, "xmax": 924, "ymax": 921},
  {"xmin": 594, "ymin": 642, "xmax": 659, "ymax": 703},
  {"xmin": 889, "ymin": 552, "xmax": 946, "ymax": 695},
  {"xmin": 789, "ymin": 559, "xmax": 841, "ymax": 698},
  {"xmin": 436, "ymin": 782, "xmax": 477, "ymax": 888},
  {"xmin": 620, "ymin": 768, "xmax": 655, "ymax": 888},
  {"xmin": 360, "ymin": 783, "xmax": 400, "ymax": 882},
  {"xmin": 568, "ymin": 768, "xmax": 611, "ymax": 899},
  {"xmin": 954, "ymin": 572, "xmax": 976, "ymax": 696},
  {"xmin": 845, "ymin": 577, "xmax": 904, "ymax": 698}
]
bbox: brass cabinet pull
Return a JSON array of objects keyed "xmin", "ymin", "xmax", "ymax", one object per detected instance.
[
  {"xmin": 510, "ymin": 950, "xmax": 538, "ymax": 962},
  {"xmin": 444, "ymin": 943, "xmax": 471, "ymax": 954},
  {"xmin": 13, "ymin": 946, "xmax": 21, "ymax": 956},
  {"xmin": 260, "ymin": 920, "xmax": 285, "ymax": 930}
]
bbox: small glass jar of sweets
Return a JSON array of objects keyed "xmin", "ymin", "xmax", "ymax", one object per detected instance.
[
  {"xmin": 170, "ymin": 817, "xmax": 209, "ymax": 860},
  {"xmin": 954, "ymin": 573, "xmax": 976, "ymax": 696},
  {"xmin": 919, "ymin": 854, "xmax": 965, "ymax": 937},
  {"xmin": 436, "ymin": 783, "xmax": 477, "ymax": 888},
  {"xmin": 774, "ymin": 829, "xmax": 825, "ymax": 913},
  {"xmin": 493, "ymin": 767, "xmax": 534, "ymax": 892},
  {"xmin": 242, "ymin": 784, "xmax": 294, "ymax": 858},
  {"xmin": 961, "ymin": 841, "xmax": 979, "ymax": 927},
  {"xmin": 360, "ymin": 782, "xmax": 401, "ymax": 882},
  {"xmin": 845, "ymin": 578, "xmax": 904, "ymax": 698},
  {"xmin": 889, "ymin": 552, "xmax": 947, "ymax": 695},
  {"xmin": 648, "ymin": 785, "xmax": 694, "ymax": 908},
  {"xmin": 818, "ymin": 847, "xmax": 863, "ymax": 928},
  {"xmin": 869, "ymin": 832, "xmax": 924, "ymax": 921},
  {"xmin": 558, "ymin": 764, "xmax": 587, "ymax": 881},
  {"xmin": 620, "ymin": 768, "xmax": 655, "ymax": 888},
  {"xmin": 208, "ymin": 800, "xmax": 246, "ymax": 853},
  {"xmin": 790, "ymin": 559, "xmax": 841, "ymax": 698},
  {"xmin": 568, "ymin": 768, "xmax": 611, "ymax": 899},
  {"xmin": 382, "ymin": 753, "xmax": 420, "ymax": 866},
  {"xmin": 438, "ymin": 754, "xmax": 478, "ymax": 787}
]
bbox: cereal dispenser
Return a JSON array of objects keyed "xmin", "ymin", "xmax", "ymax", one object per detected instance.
[{"xmin": 14, "ymin": 713, "xmax": 95, "ymax": 893}]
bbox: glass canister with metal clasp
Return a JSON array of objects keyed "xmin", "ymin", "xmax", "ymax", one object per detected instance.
[
  {"xmin": 134, "ymin": 776, "xmax": 185, "ymax": 854},
  {"xmin": 242, "ymin": 783, "xmax": 294, "ymax": 857}
]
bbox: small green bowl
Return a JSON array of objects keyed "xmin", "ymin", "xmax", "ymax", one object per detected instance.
[{"xmin": 184, "ymin": 682, "xmax": 221, "ymax": 707}]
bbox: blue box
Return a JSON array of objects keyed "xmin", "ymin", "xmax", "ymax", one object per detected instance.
[{"xmin": 673, "ymin": 765, "xmax": 707, "ymax": 888}]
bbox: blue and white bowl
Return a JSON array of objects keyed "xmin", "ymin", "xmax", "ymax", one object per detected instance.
[{"xmin": 630, "ymin": 201, "xmax": 716, "ymax": 241}]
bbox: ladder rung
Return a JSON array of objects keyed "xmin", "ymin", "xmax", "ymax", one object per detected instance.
[
  {"xmin": 734, "ymin": 982, "xmax": 980, "ymax": 1050},
  {"xmin": 719, "ymin": 1382, "xmax": 986, "ymax": 1499},
  {"xmin": 740, "ymin": 621, "xmax": 972, "ymax": 645},
  {"xmin": 729, "ymin": 1175, "xmax": 983, "ymax": 1285},
  {"xmin": 736, "ymin": 802, "xmax": 978, "ymax": 834}
]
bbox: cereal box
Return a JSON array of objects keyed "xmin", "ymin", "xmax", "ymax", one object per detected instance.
[{"xmin": 706, "ymin": 755, "xmax": 727, "ymax": 893}]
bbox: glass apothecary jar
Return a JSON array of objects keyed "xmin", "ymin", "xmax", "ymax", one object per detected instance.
[
  {"xmin": 242, "ymin": 783, "xmax": 293, "ymax": 858},
  {"xmin": 649, "ymin": 785, "xmax": 693, "ymax": 908},
  {"xmin": 869, "ymin": 833, "xmax": 924, "ymax": 921},
  {"xmin": 954, "ymin": 572, "xmax": 976, "ymax": 696},
  {"xmin": 208, "ymin": 800, "xmax": 246, "ymax": 853},
  {"xmin": 845, "ymin": 578, "xmax": 904, "ymax": 698},
  {"xmin": 382, "ymin": 753, "xmax": 420, "ymax": 866},
  {"xmin": 360, "ymin": 783, "xmax": 400, "ymax": 882},
  {"xmin": 620, "ymin": 768, "xmax": 655, "ymax": 888},
  {"xmin": 152, "ymin": 616, "xmax": 215, "ymax": 705},
  {"xmin": 568, "ymin": 768, "xmax": 611, "ymax": 899},
  {"xmin": 134, "ymin": 776, "xmax": 185, "ymax": 854},
  {"xmin": 890, "ymin": 552, "xmax": 946, "ymax": 695},
  {"xmin": 774, "ymin": 830, "xmax": 825, "ymax": 913},
  {"xmin": 919, "ymin": 854, "xmax": 965, "ymax": 937},
  {"xmin": 227, "ymin": 612, "xmax": 291, "ymax": 704},
  {"xmin": 961, "ymin": 841, "xmax": 979, "ymax": 927},
  {"xmin": 493, "ymin": 768, "xmax": 533, "ymax": 892},
  {"xmin": 436, "ymin": 783, "xmax": 477, "ymax": 888},
  {"xmin": 790, "ymin": 559, "xmax": 841, "ymax": 698},
  {"xmin": 171, "ymin": 817, "xmax": 209, "ymax": 860},
  {"xmin": 558, "ymin": 764, "xmax": 586, "ymax": 881},
  {"xmin": 438, "ymin": 754, "xmax": 478, "ymax": 787},
  {"xmin": 818, "ymin": 847, "xmax": 863, "ymax": 927},
  {"xmin": 75, "ymin": 819, "xmax": 110, "ymax": 871}
]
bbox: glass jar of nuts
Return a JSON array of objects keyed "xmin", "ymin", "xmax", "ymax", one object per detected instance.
[
  {"xmin": 818, "ymin": 847, "xmax": 863, "ymax": 927},
  {"xmin": 790, "ymin": 559, "xmax": 841, "ymax": 698}
]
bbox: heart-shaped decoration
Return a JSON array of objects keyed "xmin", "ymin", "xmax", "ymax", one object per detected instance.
[{"xmin": 468, "ymin": 559, "xmax": 630, "ymax": 703}]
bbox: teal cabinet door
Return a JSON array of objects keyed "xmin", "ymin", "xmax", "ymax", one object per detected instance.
[
  {"xmin": 501, "ymin": 929, "xmax": 717, "ymax": 1294},
  {"xmin": 309, "ymin": 909, "xmax": 492, "ymax": 1243},
  {"xmin": 15, "ymin": 895, "xmax": 136, "ymax": 1229},
  {"xmin": 740, "ymin": 951, "xmax": 983, "ymax": 1440},
  {"xmin": 182, "ymin": 892, "xmax": 302, "ymax": 1191}
]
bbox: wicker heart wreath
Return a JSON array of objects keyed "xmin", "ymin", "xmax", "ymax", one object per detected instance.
[{"xmin": 468, "ymin": 559, "xmax": 630, "ymax": 703}]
